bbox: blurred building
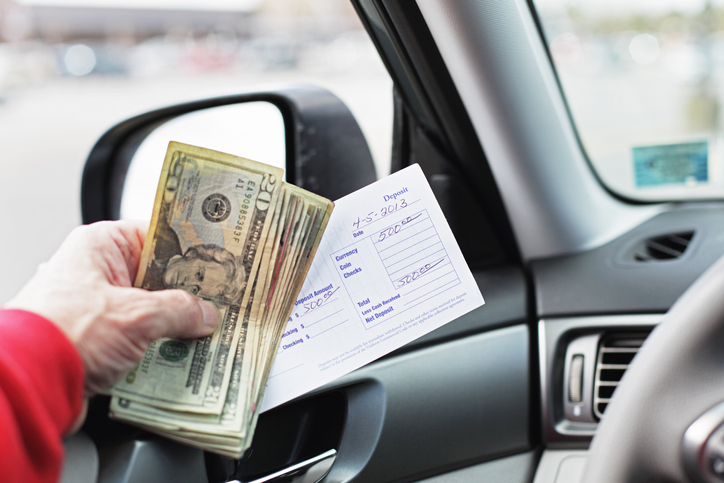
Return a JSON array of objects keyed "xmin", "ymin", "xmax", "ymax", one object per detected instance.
[
  {"xmin": 0, "ymin": 0, "xmax": 360, "ymax": 43},
  {"xmin": 1, "ymin": 0, "xmax": 263, "ymax": 43}
]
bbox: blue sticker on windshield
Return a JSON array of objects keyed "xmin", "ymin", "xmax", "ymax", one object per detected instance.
[{"xmin": 633, "ymin": 141, "xmax": 708, "ymax": 187}]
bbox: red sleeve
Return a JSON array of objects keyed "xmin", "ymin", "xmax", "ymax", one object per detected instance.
[{"xmin": 0, "ymin": 309, "xmax": 84, "ymax": 483}]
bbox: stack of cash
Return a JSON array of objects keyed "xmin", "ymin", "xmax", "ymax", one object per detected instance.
[{"xmin": 109, "ymin": 142, "xmax": 334, "ymax": 458}]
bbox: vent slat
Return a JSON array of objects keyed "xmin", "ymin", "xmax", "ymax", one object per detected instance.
[
  {"xmin": 630, "ymin": 231, "xmax": 695, "ymax": 262},
  {"xmin": 600, "ymin": 348, "xmax": 641, "ymax": 353},
  {"xmin": 646, "ymin": 240, "xmax": 685, "ymax": 258},
  {"xmin": 601, "ymin": 352, "xmax": 637, "ymax": 365},
  {"xmin": 667, "ymin": 234, "xmax": 693, "ymax": 246},
  {"xmin": 603, "ymin": 339, "xmax": 646, "ymax": 348},
  {"xmin": 593, "ymin": 331, "xmax": 651, "ymax": 420}
]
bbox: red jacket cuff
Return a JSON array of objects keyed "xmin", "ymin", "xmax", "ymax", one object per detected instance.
[{"xmin": 0, "ymin": 309, "xmax": 85, "ymax": 435}]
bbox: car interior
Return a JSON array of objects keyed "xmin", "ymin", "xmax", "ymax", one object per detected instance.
[{"xmin": 47, "ymin": 0, "xmax": 724, "ymax": 482}]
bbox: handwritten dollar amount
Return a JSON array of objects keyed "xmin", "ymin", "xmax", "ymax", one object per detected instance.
[
  {"xmin": 351, "ymin": 199, "xmax": 408, "ymax": 230},
  {"xmin": 395, "ymin": 257, "xmax": 446, "ymax": 288},
  {"xmin": 377, "ymin": 213, "xmax": 422, "ymax": 242},
  {"xmin": 296, "ymin": 286, "xmax": 340, "ymax": 316}
]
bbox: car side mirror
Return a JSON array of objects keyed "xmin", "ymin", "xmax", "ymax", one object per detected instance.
[{"xmin": 81, "ymin": 85, "xmax": 377, "ymax": 223}]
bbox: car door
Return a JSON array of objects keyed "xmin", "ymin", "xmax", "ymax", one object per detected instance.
[
  {"xmin": 72, "ymin": 2, "xmax": 534, "ymax": 482},
  {"xmin": 67, "ymin": 0, "xmax": 724, "ymax": 482}
]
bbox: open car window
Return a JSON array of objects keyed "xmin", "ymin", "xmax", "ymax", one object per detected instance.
[
  {"xmin": 0, "ymin": 0, "xmax": 393, "ymax": 303},
  {"xmin": 533, "ymin": 0, "xmax": 724, "ymax": 201}
]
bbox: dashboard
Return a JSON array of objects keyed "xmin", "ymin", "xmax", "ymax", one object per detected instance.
[{"xmin": 532, "ymin": 203, "xmax": 724, "ymax": 482}]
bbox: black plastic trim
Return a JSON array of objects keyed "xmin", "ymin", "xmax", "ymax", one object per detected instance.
[{"xmin": 352, "ymin": 0, "xmax": 521, "ymax": 265}]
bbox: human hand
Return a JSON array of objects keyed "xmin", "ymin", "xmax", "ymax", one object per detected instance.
[{"xmin": 5, "ymin": 220, "xmax": 219, "ymax": 401}]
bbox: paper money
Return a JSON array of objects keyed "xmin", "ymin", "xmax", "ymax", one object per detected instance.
[{"xmin": 110, "ymin": 142, "xmax": 333, "ymax": 456}]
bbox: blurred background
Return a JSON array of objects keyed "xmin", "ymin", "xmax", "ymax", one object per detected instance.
[
  {"xmin": 0, "ymin": 0, "xmax": 393, "ymax": 302},
  {"xmin": 535, "ymin": 0, "xmax": 724, "ymax": 200}
]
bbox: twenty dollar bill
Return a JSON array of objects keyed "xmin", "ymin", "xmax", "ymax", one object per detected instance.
[{"xmin": 110, "ymin": 142, "xmax": 333, "ymax": 457}]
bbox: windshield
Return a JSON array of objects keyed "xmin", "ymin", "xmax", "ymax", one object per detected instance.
[{"xmin": 533, "ymin": 0, "xmax": 724, "ymax": 201}]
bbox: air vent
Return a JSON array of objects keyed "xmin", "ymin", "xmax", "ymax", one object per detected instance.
[
  {"xmin": 632, "ymin": 231, "xmax": 694, "ymax": 262},
  {"xmin": 593, "ymin": 333, "xmax": 650, "ymax": 420}
]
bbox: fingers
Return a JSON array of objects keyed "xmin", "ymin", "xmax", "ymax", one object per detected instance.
[
  {"xmin": 77, "ymin": 289, "xmax": 220, "ymax": 395},
  {"xmin": 86, "ymin": 220, "xmax": 149, "ymax": 286},
  {"xmin": 106, "ymin": 220, "xmax": 151, "ymax": 281},
  {"xmin": 125, "ymin": 288, "xmax": 220, "ymax": 342},
  {"xmin": 45, "ymin": 220, "xmax": 151, "ymax": 288}
]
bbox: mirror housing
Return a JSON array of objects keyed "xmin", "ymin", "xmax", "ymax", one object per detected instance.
[{"xmin": 81, "ymin": 85, "xmax": 377, "ymax": 223}]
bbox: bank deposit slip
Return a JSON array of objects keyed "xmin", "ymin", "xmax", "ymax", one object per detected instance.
[{"xmin": 261, "ymin": 163, "xmax": 485, "ymax": 411}]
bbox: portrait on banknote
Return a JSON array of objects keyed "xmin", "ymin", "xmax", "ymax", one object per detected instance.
[
  {"xmin": 137, "ymin": 151, "xmax": 259, "ymax": 306},
  {"xmin": 163, "ymin": 244, "xmax": 247, "ymax": 304}
]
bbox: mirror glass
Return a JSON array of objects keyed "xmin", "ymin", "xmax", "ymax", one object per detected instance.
[{"xmin": 121, "ymin": 101, "xmax": 285, "ymax": 220}]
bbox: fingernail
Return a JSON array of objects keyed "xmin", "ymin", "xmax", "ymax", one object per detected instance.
[{"xmin": 198, "ymin": 300, "xmax": 220, "ymax": 328}]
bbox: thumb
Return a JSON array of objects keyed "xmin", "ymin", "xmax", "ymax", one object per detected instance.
[{"xmin": 130, "ymin": 289, "xmax": 220, "ymax": 341}]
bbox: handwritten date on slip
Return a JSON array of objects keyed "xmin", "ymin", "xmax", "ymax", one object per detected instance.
[{"xmin": 261, "ymin": 163, "xmax": 485, "ymax": 412}]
